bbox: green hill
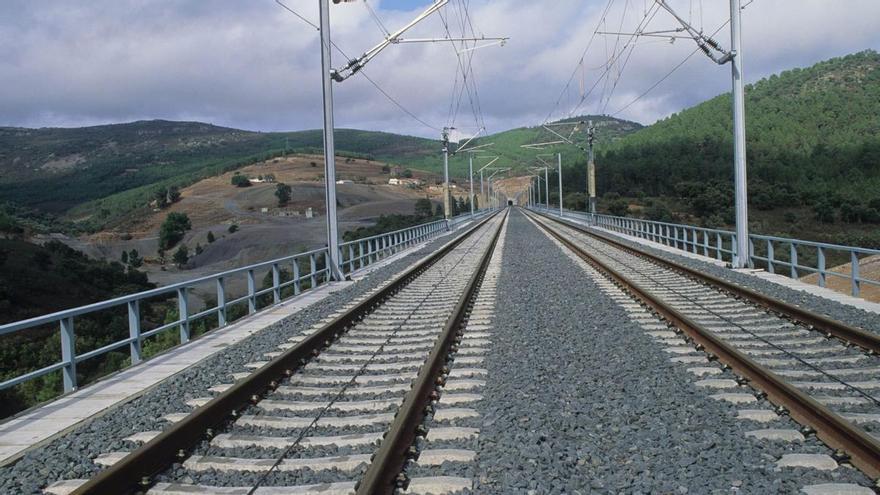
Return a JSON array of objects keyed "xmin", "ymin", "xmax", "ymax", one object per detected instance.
[
  {"xmin": 0, "ymin": 121, "xmax": 438, "ymax": 228},
  {"xmin": 0, "ymin": 115, "xmax": 641, "ymax": 233},
  {"xmin": 594, "ymin": 50, "xmax": 880, "ymax": 220},
  {"xmin": 462, "ymin": 115, "xmax": 641, "ymax": 171}
]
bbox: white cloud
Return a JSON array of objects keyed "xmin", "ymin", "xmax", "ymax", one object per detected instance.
[{"xmin": 0, "ymin": 0, "xmax": 878, "ymax": 137}]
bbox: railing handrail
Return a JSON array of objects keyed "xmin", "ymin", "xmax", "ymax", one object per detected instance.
[
  {"xmin": 0, "ymin": 245, "xmax": 327, "ymax": 336},
  {"xmin": 532, "ymin": 205, "xmax": 880, "ymax": 257},
  {"xmin": 339, "ymin": 218, "xmax": 447, "ymax": 247},
  {"xmin": 529, "ymin": 204, "xmax": 880, "ymax": 300},
  {"xmin": 0, "ymin": 208, "xmax": 495, "ymax": 400},
  {"xmin": 1, "ymin": 212, "xmax": 494, "ymax": 336}
]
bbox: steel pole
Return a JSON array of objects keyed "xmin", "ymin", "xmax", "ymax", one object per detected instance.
[
  {"xmin": 730, "ymin": 0, "xmax": 749, "ymax": 268},
  {"xmin": 479, "ymin": 169, "xmax": 484, "ymax": 209},
  {"xmin": 557, "ymin": 153, "xmax": 563, "ymax": 217},
  {"xmin": 488, "ymin": 179, "xmax": 493, "ymax": 208},
  {"xmin": 318, "ymin": 0, "xmax": 344, "ymax": 281},
  {"xmin": 469, "ymin": 155, "xmax": 475, "ymax": 217},
  {"xmin": 442, "ymin": 130, "xmax": 451, "ymax": 224},
  {"xmin": 544, "ymin": 166, "xmax": 549, "ymax": 209},
  {"xmin": 588, "ymin": 145, "xmax": 596, "ymax": 216},
  {"xmin": 587, "ymin": 120, "xmax": 597, "ymax": 223},
  {"xmin": 536, "ymin": 177, "xmax": 541, "ymax": 205}
]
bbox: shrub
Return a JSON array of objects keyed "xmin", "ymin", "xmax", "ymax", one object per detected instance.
[
  {"xmin": 159, "ymin": 212, "xmax": 191, "ymax": 250},
  {"xmin": 813, "ymin": 200, "xmax": 835, "ymax": 223},
  {"xmin": 645, "ymin": 202, "xmax": 674, "ymax": 222},
  {"xmin": 228, "ymin": 224, "xmax": 239, "ymax": 234},
  {"xmin": 275, "ymin": 183, "xmax": 292, "ymax": 206},
  {"xmin": 128, "ymin": 249, "xmax": 142, "ymax": 268},
  {"xmin": 231, "ymin": 174, "xmax": 251, "ymax": 187},
  {"xmin": 207, "ymin": 231, "xmax": 215, "ymax": 243},
  {"xmin": 608, "ymin": 199, "xmax": 629, "ymax": 217},
  {"xmin": 172, "ymin": 245, "xmax": 189, "ymax": 267},
  {"xmin": 415, "ymin": 198, "xmax": 433, "ymax": 218}
]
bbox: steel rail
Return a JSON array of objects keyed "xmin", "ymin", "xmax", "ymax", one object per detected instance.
[
  {"xmin": 357, "ymin": 209, "xmax": 508, "ymax": 494},
  {"xmin": 525, "ymin": 209, "xmax": 880, "ymax": 479},
  {"xmin": 70, "ymin": 211, "xmax": 502, "ymax": 495},
  {"xmin": 531, "ymin": 210, "xmax": 880, "ymax": 355}
]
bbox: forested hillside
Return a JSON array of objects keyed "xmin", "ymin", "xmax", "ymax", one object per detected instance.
[
  {"xmin": 466, "ymin": 115, "xmax": 640, "ymax": 168},
  {"xmin": 0, "ymin": 115, "xmax": 640, "ymax": 233},
  {"xmin": 595, "ymin": 50, "xmax": 880, "ymax": 225},
  {"xmin": 0, "ymin": 239, "xmax": 156, "ymax": 416},
  {"xmin": 0, "ymin": 121, "xmax": 438, "ymax": 231}
]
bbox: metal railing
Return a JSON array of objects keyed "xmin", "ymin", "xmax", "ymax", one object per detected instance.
[
  {"xmin": 530, "ymin": 205, "xmax": 880, "ymax": 300},
  {"xmin": 0, "ymin": 210, "xmax": 491, "ymax": 396}
]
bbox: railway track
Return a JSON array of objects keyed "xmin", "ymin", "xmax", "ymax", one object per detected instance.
[
  {"xmin": 47, "ymin": 210, "xmax": 506, "ymax": 495},
  {"xmin": 524, "ymin": 208, "xmax": 880, "ymax": 482}
]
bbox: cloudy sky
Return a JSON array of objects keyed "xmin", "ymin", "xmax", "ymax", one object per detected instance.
[{"xmin": 2, "ymin": 0, "xmax": 879, "ymax": 138}]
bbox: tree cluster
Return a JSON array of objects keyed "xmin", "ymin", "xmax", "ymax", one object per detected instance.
[
  {"xmin": 159, "ymin": 212, "xmax": 191, "ymax": 250},
  {"xmin": 231, "ymin": 173, "xmax": 251, "ymax": 188}
]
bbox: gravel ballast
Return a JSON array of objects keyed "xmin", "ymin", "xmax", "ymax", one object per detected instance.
[
  {"xmin": 555, "ymin": 212, "xmax": 880, "ymax": 334},
  {"xmin": 0, "ymin": 222, "xmax": 480, "ymax": 495},
  {"xmin": 471, "ymin": 209, "xmax": 872, "ymax": 493}
]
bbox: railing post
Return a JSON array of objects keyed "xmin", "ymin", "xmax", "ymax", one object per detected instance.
[
  {"xmin": 272, "ymin": 262, "xmax": 281, "ymax": 304},
  {"xmin": 716, "ymin": 233, "xmax": 723, "ymax": 260},
  {"xmin": 731, "ymin": 233, "xmax": 738, "ymax": 264},
  {"xmin": 348, "ymin": 245, "xmax": 355, "ymax": 273},
  {"xmin": 293, "ymin": 259, "xmax": 301, "ymax": 295},
  {"xmin": 60, "ymin": 317, "xmax": 77, "ymax": 393},
  {"xmin": 178, "ymin": 287, "xmax": 190, "ymax": 343},
  {"xmin": 790, "ymin": 244, "xmax": 798, "ymax": 279},
  {"xmin": 817, "ymin": 247, "xmax": 826, "ymax": 287},
  {"xmin": 851, "ymin": 251, "xmax": 860, "ymax": 297},
  {"xmin": 247, "ymin": 269, "xmax": 257, "ymax": 313},
  {"xmin": 128, "ymin": 300, "xmax": 142, "ymax": 365},
  {"xmin": 748, "ymin": 237, "xmax": 755, "ymax": 269},
  {"xmin": 325, "ymin": 251, "xmax": 331, "ymax": 283},
  {"xmin": 702, "ymin": 231, "xmax": 709, "ymax": 257},
  {"xmin": 358, "ymin": 242, "xmax": 365, "ymax": 270},
  {"xmin": 310, "ymin": 253, "xmax": 318, "ymax": 288},
  {"xmin": 674, "ymin": 227, "xmax": 679, "ymax": 250},
  {"xmin": 766, "ymin": 240, "xmax": 775, "ymax": 274},
  {"xmin": 217, "ymin": 277, "xmax": 227, "ymax": 327}
]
